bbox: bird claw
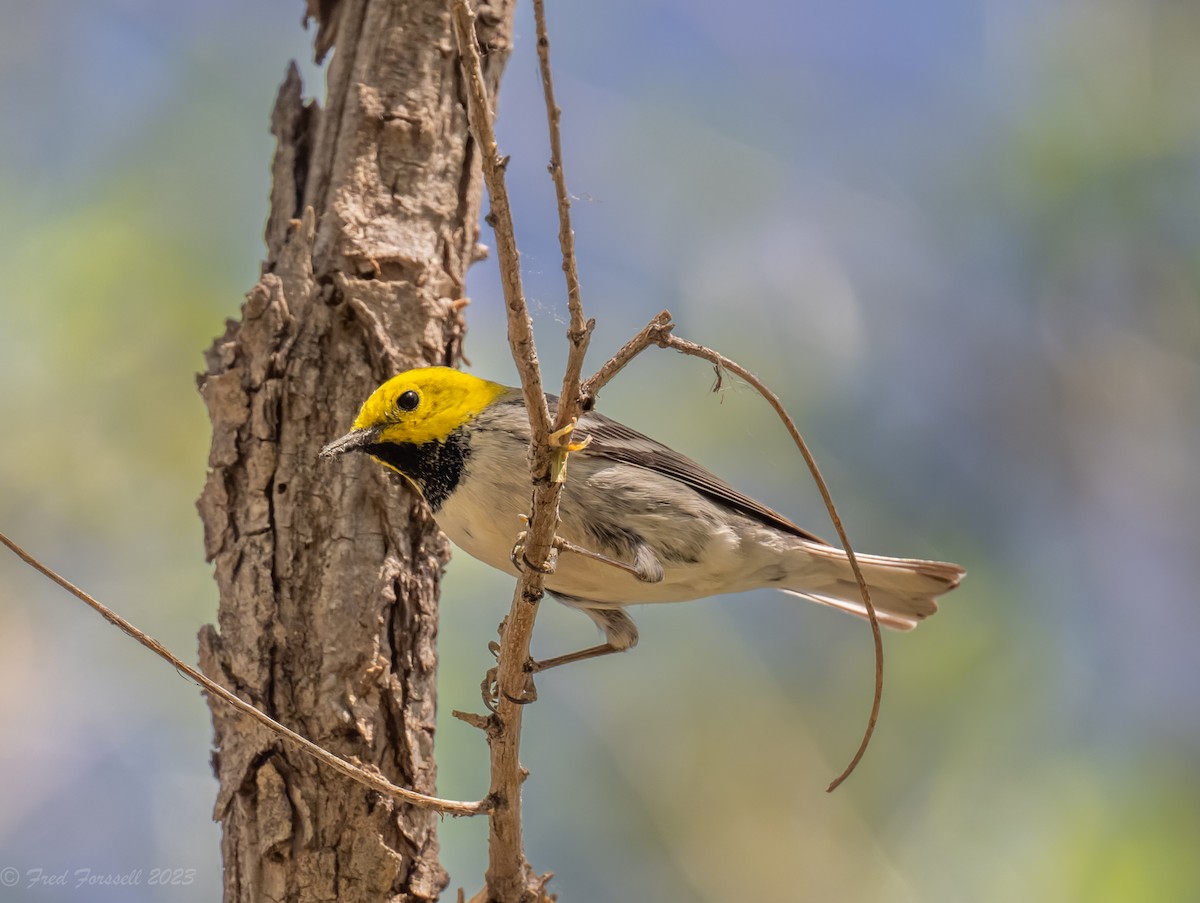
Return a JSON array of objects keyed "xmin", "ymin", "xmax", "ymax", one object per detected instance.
[
  {"xmin": 548, "ymin": 418, "xmax": 592, "ymax": 483},
  {"xmin": 508, "ymin": 676, "xmax": 539, "ymax": 705},
  {"xmin": 482, "ymin": 668, "xmax": 500, "ymax": 712},
  {"xmin": 548, "ymin": 417, "xmax": 592, "ymax": 453},
  {"xmin": 509, "ymin": 527, "xmax": 558, "ymax": 575},
  {"xmin": 482, "ymin": 661, "xmax": 539, "ymax": 710}
]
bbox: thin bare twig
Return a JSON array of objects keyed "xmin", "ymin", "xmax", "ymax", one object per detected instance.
[
  {"xmin": 452, "ymin": 2, "xmax": 572, "ymax": 898},
  {"xmin": 450, "ymin": 1, "xmax": 550, "ymax": 447},
  {"xmin": 580, "ymin": 309, "xmax": 674, "ymax": 407},
  {"xmin": 533, "ymin": 0, "xmax": 593, "ymax": 429},
  {"xmin": 0, "ymin": 531, "xmax": 488, "ymax": 816},
  {"xmin": 583, "ymin": 310, "xmax": 884, "ymax": 792},
  {"xmin": 656, "ymin": 335, "xmax": 884, "ymax": 792},
  {"xmin": 457, "ymin": 14, "xmax": 878, "ymax": 903}
]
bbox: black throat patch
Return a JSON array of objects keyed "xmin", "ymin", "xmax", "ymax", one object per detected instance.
[{"xmin": 364, "ymin": 429, "xmax": 470, "ymax": 512}]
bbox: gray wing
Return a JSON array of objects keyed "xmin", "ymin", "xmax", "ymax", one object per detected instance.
[{"xmin": 575, "ymin": 408, "xmax": 830, "ymax": 546}]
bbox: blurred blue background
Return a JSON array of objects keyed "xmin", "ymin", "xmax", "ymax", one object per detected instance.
[{"xmin": 2, "ymin": 0, "xmax": 1199, "ymax": 900}]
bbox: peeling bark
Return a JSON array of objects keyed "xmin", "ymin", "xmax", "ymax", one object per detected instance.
[{"xmin": 196, "ymin": 2, "xmax": 515, "ymax": 900}]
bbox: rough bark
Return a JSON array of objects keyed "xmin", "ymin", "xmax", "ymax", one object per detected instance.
[{"xmin": 196, "ymin": 2, "xmax": 515, "ymax": 900}]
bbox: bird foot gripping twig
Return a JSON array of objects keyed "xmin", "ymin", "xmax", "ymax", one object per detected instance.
[
  {"xmin": 548, "ymin": 417, "xmax": 591, "ymax": 483},
  {"xmin": 482, "ymin": 638, "xmax": 631, "ymax": 711},
  {"xmin": 509, "ymin": 516, "xmax": 559, "ymax": 576},
  {"xmin": 482, "ymin": 641, "xmax": 540, "ymax": 711},
  {"xmin": 548, "ymin": 417, "xmax": 591, "ymax": 451}
]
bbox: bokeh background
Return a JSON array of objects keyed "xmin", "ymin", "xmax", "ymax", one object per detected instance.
[{"xmin": 3, "ymin": 0, "xmax": 1199, "ymax": 900}]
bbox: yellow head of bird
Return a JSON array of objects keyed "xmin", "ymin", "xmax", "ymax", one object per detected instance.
[{"xmin": 321, "ymin": 367, "xmax": 508, "ymax": 458}]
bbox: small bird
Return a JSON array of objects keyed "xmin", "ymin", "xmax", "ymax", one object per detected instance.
[{"xmin": 321, "ymin": 366, "xmax": 964, "ymax": 669}]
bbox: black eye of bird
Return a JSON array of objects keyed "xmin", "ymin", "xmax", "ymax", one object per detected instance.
[{"xmin": 396, "ymin": 390, "xmax": 420, "ymax": 412}]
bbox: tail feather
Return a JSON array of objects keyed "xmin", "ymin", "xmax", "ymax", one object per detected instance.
[{"xmin": 787, "ymin": 547, "xmax": 965, "ymax": 631}]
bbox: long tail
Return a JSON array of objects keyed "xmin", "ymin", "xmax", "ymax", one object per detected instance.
[{"xmin": 785, "ymin": 545, "xmax": 965, "ymax": 631}]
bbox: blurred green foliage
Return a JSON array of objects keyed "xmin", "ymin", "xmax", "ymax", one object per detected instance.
[{"xmin": 2, "ymin": 1, "xmax": 1198, "ymax": 901}]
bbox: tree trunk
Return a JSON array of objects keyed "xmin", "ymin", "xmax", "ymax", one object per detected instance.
[{"xmin": 196, "ymin": 2, "xmax": 514, "ymax": 900}]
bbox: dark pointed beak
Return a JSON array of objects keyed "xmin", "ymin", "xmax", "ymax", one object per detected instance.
[{"xmin": 320, "ymin": 426, "xmax": 380, "ymax": 459}]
